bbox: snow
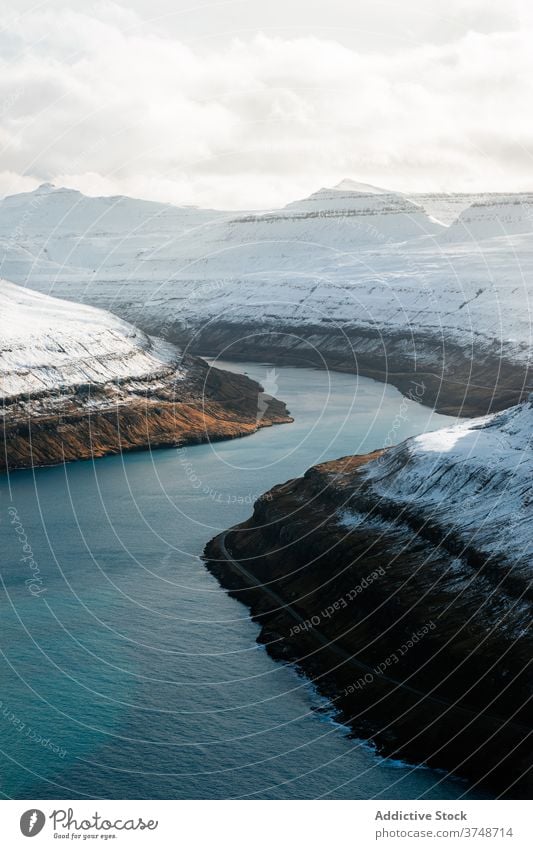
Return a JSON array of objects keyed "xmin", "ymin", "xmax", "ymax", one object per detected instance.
[
  {"xmin": 441, "ymin": 195, "xmax": 533, "ymax": 241},
  {"xmin": 0, "ymin": 183, "xmax": 233, "ymax": 274},
  {"xmin": 33, "ymin": 182, "xmax": 56, "ymax": 195},
  {"xmin": 362, "ymin": 400, "xmax": 533, "ymax": 569},
  {"xmin": 332, "ymin": 179, "xmax": 388, "ymax": 194},
  {"xmin": 337, "ymin": 508, "xmax": 398, "ymax": 534},
  {"xmin": 0, "ymin": 279, "xmax": 183, "ymax": 400},
  {"xmin": 282, "ymin": 181, "xmax": 434, "ymax": 225},
  {"xmin": 1, "ymin": 180, "xmax": 533, "ymax": 367}
]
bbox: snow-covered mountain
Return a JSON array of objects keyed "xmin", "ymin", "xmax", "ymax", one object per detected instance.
[
  {"xmin": 359, "ymin": 399, "xmax": 533, "ymax": 581},
  {"xmin": 282, "ymin": 178, "xmax": 440, "ymax": 234},
  {"xmin": 0, "ymin": 182, "xmax": 232, "ymax": 277},
  {"xmin": 0, "ymin": 278, "xmax": 183, "ymax": 399},
  {"xmin": 1, "ymin": 181, "xmax": 532, "ymax": 415},
  {"xmin": 0, "ymin": 279, "xmax": 290, "ymax": 471},
  {"xmin": 0, "ymin": 178, "xmax": 442, "ymax": 295},
  {"xmin": 441, "ymin": 195, "xmax": 533, "ymax": 241},
  {"xmin": 411, "ymin": 192, "xmax": 533, "ymax": 228}
]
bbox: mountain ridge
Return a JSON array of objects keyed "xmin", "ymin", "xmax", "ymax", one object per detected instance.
[{"xmin": 1, "ymin": 180, "xmax": 532, "ymax": 417}]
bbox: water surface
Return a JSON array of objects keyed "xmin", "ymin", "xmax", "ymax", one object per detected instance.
[{"xmin": 0, "ymin": 362, "xmax": 488, "ymax": 799}]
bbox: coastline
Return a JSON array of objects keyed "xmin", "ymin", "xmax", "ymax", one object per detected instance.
[
  {"xmin": 203, "ymin": 453, "xmax": 532, "ymax": 798},
  {"xmin": 160, "ymin": 321, "xmax": 533, "ymax": 418},
  {"xmin": 1, "ymin": 359, "xmax": 292, "ymax": 473}
]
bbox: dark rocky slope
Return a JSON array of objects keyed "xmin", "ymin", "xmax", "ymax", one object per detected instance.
[
  {"xmin": 166, "ymin": 320, "xmax": 530, "ymax": 417},
  {"xmin": 2, "ymin": 356, "xmax": 291, "ymax": 472},
  {"xmin": 205, "ymin": 404, "xmax": 533, "ymax": 797}
]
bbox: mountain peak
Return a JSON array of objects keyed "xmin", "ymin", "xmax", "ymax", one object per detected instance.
[
  {"xmin": 34, "ymin": 182, "xmax": 57, "ymax": 194},
  {"xmin": 31, "ymin": 182, "xmax": 83, "ymax": 198},
  {"xmin": 332, "ymin": 178, "xmax": 389, "ymax": 195}
]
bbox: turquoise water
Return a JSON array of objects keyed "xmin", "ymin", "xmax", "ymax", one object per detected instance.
[{"xmin": 0, "ymin": 362, "xmax": 488, "ymax": 799}]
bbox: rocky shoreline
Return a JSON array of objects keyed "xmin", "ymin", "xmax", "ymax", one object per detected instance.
[
  {"xmin": 161, "ymin": 321, "xmax": 532, "ymax": 418},
  {"xmin": 0, "ymin": 280, "xmax": 292, "ymax": 473},
  {"xmin": 204, "ymin": 448, "xmax": 532, "ymax": 797},
  {"xmin": 1, "ymin": 356, "xmax": 291, "ymax": 472}
]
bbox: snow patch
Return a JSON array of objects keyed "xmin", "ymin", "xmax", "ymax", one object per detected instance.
[{"xmin": 363, "ymin": 401, "xmax": 533, "ymax": 569}]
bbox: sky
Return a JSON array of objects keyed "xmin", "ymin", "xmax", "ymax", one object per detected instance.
[{"xmin": 1, "ymin": 0, "xmax": 532, "ymax": 208}]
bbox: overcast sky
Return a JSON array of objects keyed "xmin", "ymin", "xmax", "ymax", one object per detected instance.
[{"xmin": 1, "ymin": 0, "xmax": 532, "ymax": 208}]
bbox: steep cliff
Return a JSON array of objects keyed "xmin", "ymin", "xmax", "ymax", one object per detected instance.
[{"xmin": 205, "ymin": 401, "xmax": 533, "ymax": 796}]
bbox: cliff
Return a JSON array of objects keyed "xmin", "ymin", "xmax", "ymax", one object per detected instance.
[{"xmin": 204, "ymin": 401, "xmax": 533, "ymax": 796}]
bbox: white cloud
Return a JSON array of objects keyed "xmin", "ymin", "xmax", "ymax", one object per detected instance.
[{"xmin": 1, "ymin": 1, "xmax": 532, "ymax": 207}]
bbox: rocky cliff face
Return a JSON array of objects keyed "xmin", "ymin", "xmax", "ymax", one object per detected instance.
[
  {"xmin": 164, "ymin": 320, "xmax": 528, "ymax": 417},
  {"xmin": 0, "ymin": 280, "xmax": 291, "ymax": 471},
  {"xmin": 204, "ymin": 402, "xmax": 533, "ymax": 796}
]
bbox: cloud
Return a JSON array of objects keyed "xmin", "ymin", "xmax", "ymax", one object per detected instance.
[{"xmin": 0, "ymin": 2, "xmax": 532, "ymax": 208}]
